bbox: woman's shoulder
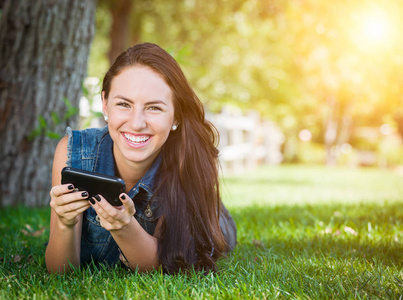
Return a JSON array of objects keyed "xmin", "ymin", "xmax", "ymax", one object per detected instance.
[
  {"xmin": 66, "ymin": 125, "xmax": 109, "ymax": 150},
  {"xmin": 65, "ymin": 126, "xmax": 109, "ymax": 168},
  {"xmin": 66, "ymin": 126, "xmax": 109, "ymax": 142}
]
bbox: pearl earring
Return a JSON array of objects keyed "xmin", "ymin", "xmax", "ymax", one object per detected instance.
[
  {"xmin": 171, "ymin": 124, "xmax": 178, "ymax": 131},
  {"xmin": 104, "ymin": 114, "xmax": 108, "ymax": 122}
]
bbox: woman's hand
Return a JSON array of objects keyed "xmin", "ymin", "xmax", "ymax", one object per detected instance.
[
  {"xmin": 49, "ymin": 184, "xmax": 91, "ymax": 228},
  {"xmin": 89, "ymin": 193, "xmax": 135, "ymax": 231}
]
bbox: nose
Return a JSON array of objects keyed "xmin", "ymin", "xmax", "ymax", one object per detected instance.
[{"xmin": 129, "ymin": 107, "xmax": 147, "ymax": 131}]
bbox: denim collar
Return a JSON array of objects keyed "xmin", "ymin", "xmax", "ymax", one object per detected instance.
[
  {"xmin": 132, "ymin": 154, "xmax": 161, "ymax": 199},
  {"xmin": 93, "ymin": 131, "xmax": 161, "ymax": 200}
]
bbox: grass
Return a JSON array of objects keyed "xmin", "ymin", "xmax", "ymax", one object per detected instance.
[{"xmin": 1, "ymin": 164, "xmax": 403, "ymax": 299}]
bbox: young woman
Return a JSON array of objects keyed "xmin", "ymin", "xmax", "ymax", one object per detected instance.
[{"xmin": 45, "ymin": 43, "xmax": 236, "ymax": 274}]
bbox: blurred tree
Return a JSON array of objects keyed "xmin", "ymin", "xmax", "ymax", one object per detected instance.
[
  {"xmin": 103, "ymin": 0, "xmax": 134, "ymax": 65},
  {"xmin": 282, "ymin": 0, "xmax": 403, "ymax": 164},
  {"xmin": 89, "ymin": 0, "xmax": 290, "ymax": 115},
  {"xmin": 0, "ymin": 0, "xmax": 97, "ymax": 206},
  {"xmin": 87, "ymin": 0, "xmax": 403, "ymax": 164},
  {"xmin": 89, "ymin": 0, "xmax": 145, "ymax": 77},
  {"xmin": 87, "ymin": 0, "xmax": 300, "ymax": 160}
]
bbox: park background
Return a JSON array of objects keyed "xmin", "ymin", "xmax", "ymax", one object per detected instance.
[
  {"xmin": 85, "ymin": 0, "xmax": 403, "ymax": 172},
  {"xmin": 2, "ymin": 0, "xmax": 403, "ymax": 206},
  {"xmin": 1, "ymin": 0, "xmax": 403, "ymax": 298}
]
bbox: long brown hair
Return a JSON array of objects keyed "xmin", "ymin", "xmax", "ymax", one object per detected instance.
[{"xmin": 102, "ymin": 43, "xmax": 226, "ymax": 273}]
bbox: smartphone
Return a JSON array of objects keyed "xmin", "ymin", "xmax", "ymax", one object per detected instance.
[{"xmin": 61, "ymin": 167, "xmax": 126, "ymax": 206}]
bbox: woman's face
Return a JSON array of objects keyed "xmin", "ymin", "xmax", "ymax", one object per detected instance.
[{"xmin": 103, "ymin": 66, "xmax": 176, "ymax": 171}]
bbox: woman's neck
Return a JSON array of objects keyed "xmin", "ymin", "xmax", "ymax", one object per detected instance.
[
  {"xmin": 114, "ymin": 164, "xmax": 144, "ymax": 192},
  {"xmin": 112, "ymin": 145, "xmax": 156, "ymax": 191}
]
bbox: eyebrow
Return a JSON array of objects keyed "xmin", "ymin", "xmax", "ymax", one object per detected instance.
[{"xmin": 114, "ymin": 95, "xmax": 168, "ymax": 105}]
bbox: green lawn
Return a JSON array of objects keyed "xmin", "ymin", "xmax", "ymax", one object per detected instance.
[{"xmin": 1, "ymin": 165, "xmax": 403, "ymax": 299}]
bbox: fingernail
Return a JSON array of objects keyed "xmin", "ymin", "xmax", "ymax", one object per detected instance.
[
  {"xmin": 94, "ymin": 194, "xmax": 101, "ymax": 202},
  {"xmin": 81, "ymin": 192, "xmax": 89, "ymax": 198},
  {"xmin": 89, "ymin": 198, "xmax": 96, "ymax": 205},
  {"xmin": 68, "ymin": 185, "xmax": 74, "ymax": 190},
  {"xmin": 120, "ymin": 194, "xmax": 126, "ymax": 200}
]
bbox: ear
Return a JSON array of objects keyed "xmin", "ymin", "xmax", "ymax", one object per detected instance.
[
  {"xmin": 171, "ymin": 121, "xmax": 180, "ymax": 131},
  {"xmin": 102, "ymin": 91, "xmax": 107, "ymax": 114}
]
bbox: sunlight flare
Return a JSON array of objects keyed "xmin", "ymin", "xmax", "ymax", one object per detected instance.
[
  {"xmin": 360, "ymin": 11, "xmax": 392, "ymax": 44},
  {"xmin": 352, "ymin": 7, "xmax": 397, "ymax": 51}
]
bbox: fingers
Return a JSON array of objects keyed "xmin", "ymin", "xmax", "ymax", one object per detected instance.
[
  {"xmin": 50, "ymin": 184, "xmax": 75, "ymax": 198},
  {"xmin": 90, "ymin": 194, "xmax": 121, "ymax": 219},
  {"xmin": 63, "ymin": 197, "xmax": 91, "ymax": 214},
  {"xmin": 49, "ymin": 184, "xmax": 91, "ymax": 227},
  {"xmin": 51, "ymin": 189, "xmax": 89, "ymax": 208},
  {"xmin": 119, "ymin": 193, "xmax": 135, "ymax": 214},
  {"xmin": 89, "ymin": 193, "xmax": 135, "ymax": 230},
  {"xmin": 90, "ymin": 194, "xmax": 115, "ymax": 229},
  {"xmin": 61, "ymin": 202, "xmax": 91, "ymax": 220},
  {"xmin": 51, "ymin": 196, "xmax": 90, "ymax": 217},
  {"xmin": 90, "ymin": 193, "xmax": 134, "ymax": 212},
  {"xmin": 50, "ymin": 184, "xmax": 91, "ymax": 216}
]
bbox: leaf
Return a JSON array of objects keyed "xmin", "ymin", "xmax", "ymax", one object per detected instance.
[
  {"xmin": 13, "ymin": 255, "xmax": 22, "ymax": 263},
  {"xmin": 344, "ymin": 226, "xmax": 358, "ymax": 236},
  {"xmin": 38, "ymin": 116, "xmax": 47, "ymax": 129},
  {"xmin": 27, "ymin": 127, "xmax": 41, "ymax": 141},
  {"xmin": 21, "ymin": 229, "xmax": 30, "ymax": 236},
  {"xmin": 253, "ymin": 239, "xmax": 265, "ymax": 249},
  {"xmin": 3, "ymin": 275, "xmax": 16, "ymax": 282},
  {"xmin": 31, "ymin": 228, "xmax": 45, "ymax": 237},
  {"xmin": 50, "ymin": 111, "xmax": 61, "ymax": 125},
  {"xmin": 81, "ymin": 82, "xmax": 89, "ymax": 97},
  {"xmin": 21, "ymin": 226, "xmax": 45, "ymax": 237},
  {"xmin": 320, "ymin": 228, "xmax": 333, "ymax": 235},
  {"xmin": 63, "ymin": 107, "xmax": 79, "ymax": 120},
  {"xmin": 63, "ymin": 97, "xmax": 73, "ymax": 109},
  {"xmin": 46, "ymin": 131, "xmax": 61, "ymax": 139},
  {"xmin": 92, "ymin": 112, "xmax": 103, "ymax": 118},
  {"xmin": 167, "ymin": 45, "xmax": 191, "ymax": 65}
]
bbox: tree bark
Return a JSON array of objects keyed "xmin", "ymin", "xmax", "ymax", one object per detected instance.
[
  {"xmin": 324, "ymin": 95, "xmax": 352, "ymax": 166},
  {"xmin": 324, "ymin": 95, "xmax": 339, "ymax": 166},
  {"xmin": 394, "ymin": 112, "xmax": 403, "ymax": 141},
  {"xmin": 0, "ymin": 0, "xmax": 97, "ymax": 206},
  {"xmin": 107, "ymin": 0, "xmax": 134, "ymax": 65}
]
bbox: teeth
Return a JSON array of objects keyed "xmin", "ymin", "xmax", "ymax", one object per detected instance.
[{"xmin": 124, "ymin": 133, "xmax": 150, "ymax": 143}]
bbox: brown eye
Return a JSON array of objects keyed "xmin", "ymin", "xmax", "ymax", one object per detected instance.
[
  {"xmin": 148, "ymin": 106, "xmax": 162, "ymax": 111},
  {"xmin": 117, "ymin": 102, "xmax": 130, "ymax": 108}
]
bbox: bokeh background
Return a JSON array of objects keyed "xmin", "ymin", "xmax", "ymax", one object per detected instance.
[
  {"xmin": 84, "ymin": 0, "xmax": 403, "ymax": 169},
  {"xmin": 1, "ymin": 0, "xmax": 403, "ymax": 206}
]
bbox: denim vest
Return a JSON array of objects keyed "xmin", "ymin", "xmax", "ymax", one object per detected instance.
[
  {"xmin": 66, "ymin": 126, "xmax": 237, "ymax": 266},
  {"xmin": 66, "ymin": 126, "xmax": 161, "ymax": 266}
]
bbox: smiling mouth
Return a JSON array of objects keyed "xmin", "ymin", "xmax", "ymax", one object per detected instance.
[{"xmin": 123, "ymin": 133, "xmax": 151, "ymax": 144}]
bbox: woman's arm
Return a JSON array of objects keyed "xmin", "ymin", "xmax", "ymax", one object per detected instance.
[
  {"xmin": 111, "ymin": 214, "xmax": 160, "ymax": 272},
  {"xmin": 45, "ymin": 136, "xmax": 91, "ymax": 273},
  {"xmin": 89, "ymin": 194, "xmax": 160, "ymax": 272}
]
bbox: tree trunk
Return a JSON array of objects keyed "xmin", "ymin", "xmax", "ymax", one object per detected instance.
[
  {"xmin": 107, "ymin": 0, "xmax": 134, "ymax": 65},
  {"xmin": 324, "ymin": 95, "xmax": 352, "ymax": 166},
  {"xmin": 324, "ymin": 95, "xmax": 339, "ymax": 166},
  {"xmin": 394, "ymin": 112, "xmax": 403, "ymax": 141},
  {"xmin": 0, "ymin": 0, "xmax": 97, "ymax": 206}
]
